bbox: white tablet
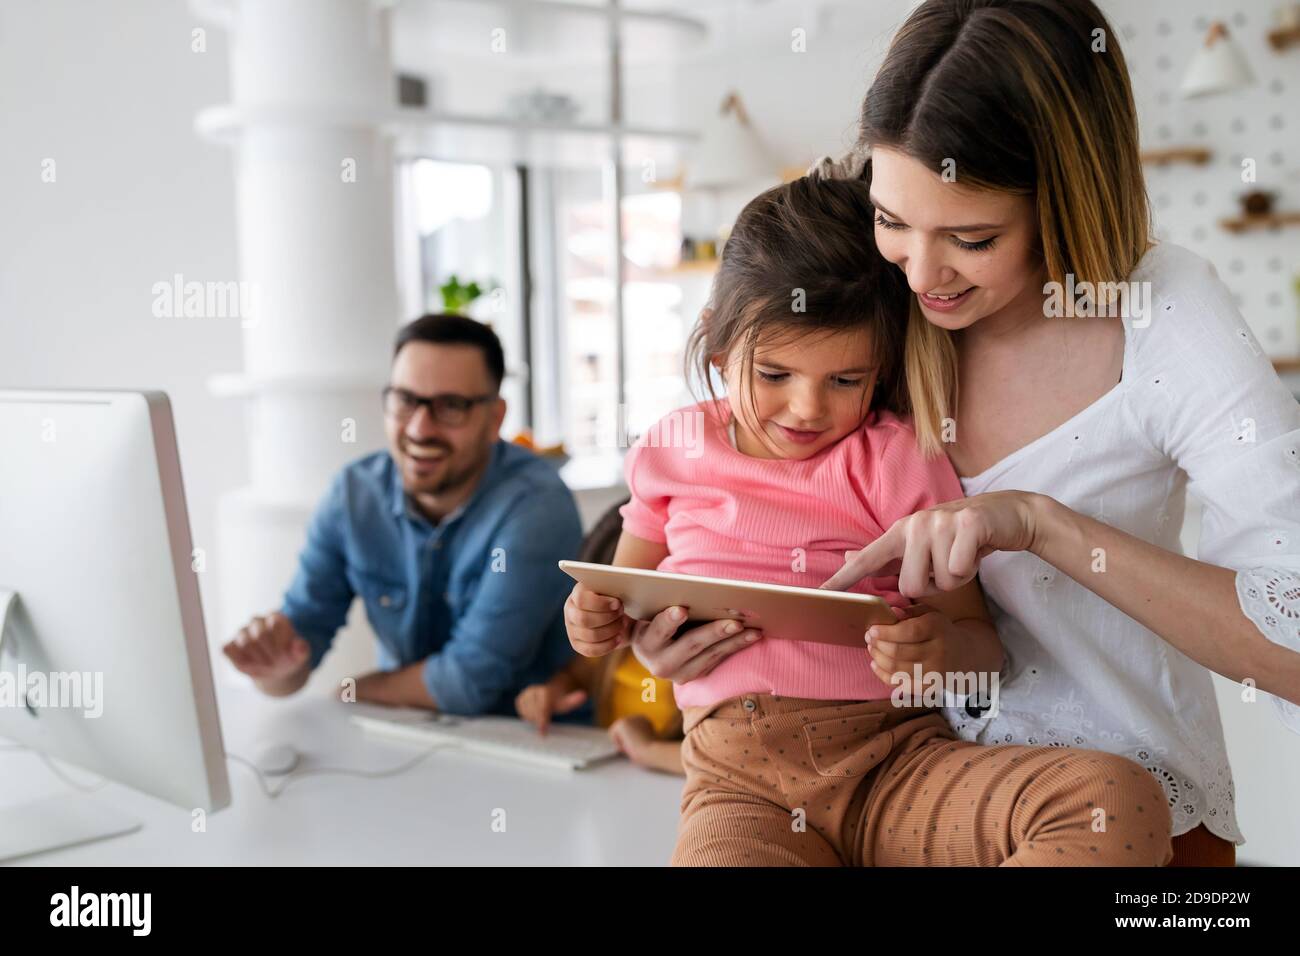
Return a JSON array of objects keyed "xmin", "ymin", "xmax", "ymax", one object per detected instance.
[{"xmin": 558, "ymin": 560, "xmax": 897, "ymax": 649}]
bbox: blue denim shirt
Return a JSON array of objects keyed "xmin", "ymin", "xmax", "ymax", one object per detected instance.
[{"xmin": 281, "ymin": 441, "xmax": 583, "ymax": 715}]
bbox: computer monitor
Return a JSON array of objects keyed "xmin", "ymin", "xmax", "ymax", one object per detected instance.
[{"xmin": 0, "ymin": 389, "xmax": 230, "ymax": 861}]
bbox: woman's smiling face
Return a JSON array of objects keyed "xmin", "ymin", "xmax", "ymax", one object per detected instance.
[{"xmin": 868, "ymin": 146, "xmax": 1044, "ymax": 331}]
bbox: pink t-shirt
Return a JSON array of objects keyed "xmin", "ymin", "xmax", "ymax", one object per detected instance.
[{"xmin": 619, "ymin": 398, "xmax": 964, "ymax": 708}]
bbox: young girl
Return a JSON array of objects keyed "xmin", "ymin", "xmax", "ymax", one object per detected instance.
[{"xmin": 565, "ymin": 175, "xmax": 1174, "ymax": 867}]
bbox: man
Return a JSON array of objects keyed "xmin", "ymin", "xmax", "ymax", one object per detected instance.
[{"xmin": 223, "ymin": 313, "xmax": 582, "ymax": 714}]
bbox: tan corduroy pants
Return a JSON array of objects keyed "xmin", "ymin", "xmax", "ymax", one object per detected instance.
[{"xmin": 673, "ymin": 694, "xmax": 1174, "ymax": 867}]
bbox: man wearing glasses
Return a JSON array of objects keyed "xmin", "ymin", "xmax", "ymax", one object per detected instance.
[{"xmin": 223, "ymin": 313, "xmax": 583, "ymax": 714}]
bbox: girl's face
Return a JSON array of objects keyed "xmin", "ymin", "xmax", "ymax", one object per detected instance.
[
  {"xmin": 868, "ymin": 146, "xmax": 1044, "ymax": 332},
  {"xmin": 718, "ymin": 325, "xmax": 878, "ymax": 461}
]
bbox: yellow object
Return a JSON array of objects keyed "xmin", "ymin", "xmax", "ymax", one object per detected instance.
[{"xmin": 603, "ymin": 652, "xmax": 678, "ymax": 739}]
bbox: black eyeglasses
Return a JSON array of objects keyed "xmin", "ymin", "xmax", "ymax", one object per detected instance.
[{"xmin": 382, "ymin": 386, "xmax": 496, "ymax": 426}]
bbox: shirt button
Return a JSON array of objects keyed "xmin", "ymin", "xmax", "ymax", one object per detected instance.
[
  {"xmin": 742, "ymin": 698, "xmax": 757, "ymax": 713},
  {"xmin": 379, "ymin": 595, "xmax": 392, "ymax": 608}
]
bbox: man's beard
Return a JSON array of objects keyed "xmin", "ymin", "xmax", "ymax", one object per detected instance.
[{"xmin": 403, "ymin": 436, "xmax": 490, "ymax": 497}]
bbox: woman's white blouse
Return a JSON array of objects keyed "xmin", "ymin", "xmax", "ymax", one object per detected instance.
[{"xmin": 943, "ymin": 243, "xmax": 1300, "ymax": 845}]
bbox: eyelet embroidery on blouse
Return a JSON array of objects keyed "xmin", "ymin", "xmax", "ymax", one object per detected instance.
[
  {"xmin": 1128, "ymin": 745, "xmax": 1202, "ymax": 827},
  {"xmin": 943, "ymin": 687, "xmax": 1242, "ymax": 842},
  {"xmin": 1052, "ymin": 709, "xmax": 1218, "ymax": 836},
  {"xmin": 1031, "ymin": 567, "xmax": 1058, "ymax": 595},
  {"xmin": 1232, "ymin": 415, "xmax": 1254, "ymax": 445},
  {"xmin": 1235, "ymin": 567, "xmax": 1300, "ymax": 737},
  {"xmin": 1066, "ymin": 434, "xmax": 1085, "ymax": 465},
  {"xmin": 1018, "ymin": 665, "xmax": 1043, "ymax": 696},
  {"xmin": 1234, "ymin": 326, "xmax": 1262, "ymax": 356},
  {"xmin": 1236, "ymin": 567, "xmax": 1300, "ymax": 652}
]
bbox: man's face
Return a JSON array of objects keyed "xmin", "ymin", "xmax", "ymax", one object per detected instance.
[{"xmin": 384, "ymin": 342, "xmax": 505, "ymax": 500}]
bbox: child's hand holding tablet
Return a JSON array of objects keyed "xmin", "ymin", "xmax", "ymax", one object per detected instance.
[
  {"xmin": 559, "ymin": 561, "xmax": 897, "ymax": 651},
  {"xmin": 563, "ymin": 574, "xmax": 766, "ymax": 684}
]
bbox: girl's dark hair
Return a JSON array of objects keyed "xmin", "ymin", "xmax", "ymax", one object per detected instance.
[{"xmin": 685, "ymin": 175, "xmax": 912, "ymax": 431}]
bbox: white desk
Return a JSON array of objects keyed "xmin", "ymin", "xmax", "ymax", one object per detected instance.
[{"xmin": 2, "ymin": 686, "xmax": 685, "ymax": 866}]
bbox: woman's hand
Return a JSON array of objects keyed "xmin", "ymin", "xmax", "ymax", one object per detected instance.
[
  {"xmin": 822, "ymin": 491, "xmax": 1048, "ymax": 597},
  {"xmin": 628, "ymin": 606, "xmax": 762, "ymax": 682}
]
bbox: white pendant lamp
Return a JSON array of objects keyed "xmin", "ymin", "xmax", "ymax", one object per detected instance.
[
  {"xmin": 685, "ymin": 92, "xmax": 776, "ymax": 189},
  {"xmin": 1181, "ymin": 22, "xmax": 1256, "ymax": 98}
]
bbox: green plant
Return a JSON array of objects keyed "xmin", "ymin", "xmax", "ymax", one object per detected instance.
[{"xmin": 438, "ymin": 274, "xmax": 496, "ymax": 315}]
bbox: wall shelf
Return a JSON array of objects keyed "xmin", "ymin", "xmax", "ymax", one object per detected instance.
[
  {"xmin": 659, "ymin": 260, "xmax": 718, "ymax": 275},
  {"xmin": 1219, "ymin": 212, "xmax": 1300, "ymax": 233},
  {"xmin": 1140, "ymin": 147, "xmax": 1212, "ymax": 166},
  {"xmin": 1267, "ymin": 25, "xmax": 1300, "ymax": 51},
  {"xmin": 390, "ymin": 107, "xmax": 697, "ymax": 169}
]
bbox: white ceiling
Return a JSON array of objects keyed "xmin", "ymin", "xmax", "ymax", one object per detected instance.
[{"xmin": 390, "ymin": 0, "xmax": 919, "ymax": 71}]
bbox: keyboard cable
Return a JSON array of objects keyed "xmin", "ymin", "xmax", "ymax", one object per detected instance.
[{"xmin": 226, "ymin": 746, "xmax": 449, "ymax": 801}]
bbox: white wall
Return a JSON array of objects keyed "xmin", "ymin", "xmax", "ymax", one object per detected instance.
[{"xmin": 0, "ymin": 0, "xmax": 243, "ymax": 645}]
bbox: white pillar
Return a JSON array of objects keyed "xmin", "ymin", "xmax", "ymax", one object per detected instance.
[{"xmin": 194, "ymin": 0, "xmax": 400, "ymax": 690}]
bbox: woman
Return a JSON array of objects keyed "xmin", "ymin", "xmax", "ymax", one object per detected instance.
[{"xmin": 627, "ymin": 0, "xmax": 1300, "ymax": 866}]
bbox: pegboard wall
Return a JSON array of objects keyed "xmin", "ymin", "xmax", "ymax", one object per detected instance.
[{"xmin": 1106, "ymin": 0, "xmax": 1300, "ymax": 358}]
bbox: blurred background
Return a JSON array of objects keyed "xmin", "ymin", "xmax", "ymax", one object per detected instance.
[{"xmin": 1, "ymin": 0, "xmax": 1297, "ymax": 861}]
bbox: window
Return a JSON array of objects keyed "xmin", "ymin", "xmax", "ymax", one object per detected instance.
[
  {"xmin": 397, "ymin": 157, "xmax": 702, "ymax": 487},
  {"xmin": 397, "ymin": 158, "xmax": 526, "ymax": 439}
]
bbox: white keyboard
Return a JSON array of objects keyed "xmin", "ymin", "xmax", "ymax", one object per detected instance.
[{"xmin": 350, "ymin": 707, "xmax": 622, "ymax": 771}]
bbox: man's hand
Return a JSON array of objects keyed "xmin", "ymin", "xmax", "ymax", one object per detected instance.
[{"xmin": 222, "ymin": 611, "xmax": 311, "ymax": 695}]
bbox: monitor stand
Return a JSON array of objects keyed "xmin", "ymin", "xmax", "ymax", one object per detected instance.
[
  {"xmin": 0, "ymin": 589, "xmax": 142, "ymax": 862},
  {"xmin": 0, "ymin": 588, "xmax": 16, "ymax": 657},
  {"xmin": 0, "ymin": 793, "xmax": 142, "ymax": 862}
]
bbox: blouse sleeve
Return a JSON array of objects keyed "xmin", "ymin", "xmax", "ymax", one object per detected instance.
[
  {"xmin": 1125, "ymin": 250, "xmax": 1300, "ymax": 733},
  {"xmin": 617, "ymin": 441, "xmax": 670, "ymax": 544}
]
